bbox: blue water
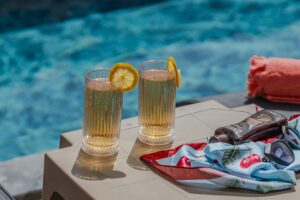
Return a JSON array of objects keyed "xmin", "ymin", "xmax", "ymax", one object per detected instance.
[{"xmin": 1, "ymin": 0, "xmax": 300, "ymax": 161}]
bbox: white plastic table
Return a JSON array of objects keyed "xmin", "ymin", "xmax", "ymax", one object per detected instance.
[{"xmin": 42, "ymin": 100, "xmax": 300, "ymax": 200}]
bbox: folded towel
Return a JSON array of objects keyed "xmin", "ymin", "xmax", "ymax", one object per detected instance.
[{"xmin": 248, "ymin": 56, "xmax": 300, "ymax": 104}]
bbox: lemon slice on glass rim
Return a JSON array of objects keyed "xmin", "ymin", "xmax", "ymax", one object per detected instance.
[
  {"xmin": 109, "ymin": 63, "xmax": 139, "ymax": 92},
  {"xmin": 167, "ymin": 56, "xmax": 182, "ymax": 88}
]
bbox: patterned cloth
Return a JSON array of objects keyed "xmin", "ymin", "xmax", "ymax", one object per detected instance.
[{"xmin": 141, "ymin": 116, "xmax": 300, "ymax": 193}]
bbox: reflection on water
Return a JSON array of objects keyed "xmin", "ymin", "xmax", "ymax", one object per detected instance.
[
  {"xmin": 127, "ymin": 139, "xmax": 172, "ymax": 171},
  {"xmin": 71, "ymin": 150, "xmax": 125, "ymax": 180}
]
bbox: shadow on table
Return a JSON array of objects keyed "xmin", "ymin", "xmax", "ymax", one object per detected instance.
[
  {"xmin": 71, "ymin": 150, "xmax": 125, "ymax": 180},
  {"xmin": 127, "ymin": 139, "xmax": 173, "ymax": 171}
]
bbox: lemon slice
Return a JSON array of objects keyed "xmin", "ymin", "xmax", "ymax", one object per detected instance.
[
  {"xmin": 109, "ymin": 63, "xmax": 139, "ymax": 92},
  {"xmin": 167, "ymin": 56, "xmax": 181, "ymax": 88}
]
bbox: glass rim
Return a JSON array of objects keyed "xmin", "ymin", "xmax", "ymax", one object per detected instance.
[
  {"xmin": 85, "ymin": 67, "xmax": 108, "ymax": 78},
  {"xmin": 139, "ymin": 60, "xmax": 167, "ymax": 71},
  {"xmin": 84, "ymin": 67, "xmax": 122, "ymax": 85}
]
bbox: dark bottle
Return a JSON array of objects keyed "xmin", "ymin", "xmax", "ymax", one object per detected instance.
[{"xmin": 209, "ymin": 110, "xmax": 287, "ymax": 144}]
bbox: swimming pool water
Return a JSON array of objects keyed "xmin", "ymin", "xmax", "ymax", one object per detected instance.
[{"xmin": 1, "ymin": 0, "xmax": 300, "ymax": 160}]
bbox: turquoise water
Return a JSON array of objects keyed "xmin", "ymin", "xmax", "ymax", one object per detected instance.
[{"xmin": 1, "ymin": 0, "xmax": 300, "ymax": 160}]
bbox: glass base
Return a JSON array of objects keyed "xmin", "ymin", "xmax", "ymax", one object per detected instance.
[
  {"xmin": 81, "ymin": 141, "xmax": 119, "ymax": 156},
  {"xmin": 138, "ymin": 128, "xmax": 174, "ymax": 145}
]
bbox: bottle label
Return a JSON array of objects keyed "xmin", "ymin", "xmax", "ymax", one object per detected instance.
[{"xmin": 246, "ymin": 113, "xmax": 272, "ymax": 130}]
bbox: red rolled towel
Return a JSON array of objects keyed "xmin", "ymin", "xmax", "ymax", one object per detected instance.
[{"xmin": 248, "ymin": 56, "xmax": 300, "ymax": 104}]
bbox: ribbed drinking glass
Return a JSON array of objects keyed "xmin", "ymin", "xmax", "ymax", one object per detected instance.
[
  {"xmin": 138, "ymin": 60, "xmax": 176, "ymax": 145},
  {"xmin": 82, "ymin": 68, "xmax": 123, "ymax": 156}
]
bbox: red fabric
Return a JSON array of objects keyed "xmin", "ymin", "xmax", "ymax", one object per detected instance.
[
  {"xmin": 260, "ymin": 136, "xmax": 281, "ymax": 144},
  {"xmin": 154, "ymin": 165, "xmax": 228, "ymax": 180},
  {"xmin": 141, "ymin": 142, "xmax": 207, "ymax": 165},
  {"xmin": 248, "ymin": 56, "xmax": 300, "ymax": 104},
  {"xmin": 289, "ymin": 114, "xmax": 300, "ymax": 121},
  {"xmin": 177, "ymin": 156, "xmax": 192, "ymax": 167},
  {"xmin": 141, "ymin": 142, "xmax": 226, "ymax": 181}
]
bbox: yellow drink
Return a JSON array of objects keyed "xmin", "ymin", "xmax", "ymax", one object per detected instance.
[
  {"xmin": 138, "ymin": 69, "xmax": 176, "ymax": 145},
  {"xmin": 82, "ymin": 69, "xmax": 123, "ymax": 156}
]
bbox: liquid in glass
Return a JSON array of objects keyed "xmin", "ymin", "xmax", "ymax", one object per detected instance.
[
  {"xmin": 138, "ymin": 65, "xmax": 176, "ymax": 145},
  {"xmin": 82, "ymin": 69, "xmax": 123, "ymax": 156}
]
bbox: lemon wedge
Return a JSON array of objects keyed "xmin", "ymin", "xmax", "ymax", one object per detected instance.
[
  {"xmin": 167, "ymin": 56, "xmax": 181, "ymax": 88},
  {"xmin": 109, "ymin": 63, "xmax": 139, "ymax": 92}
]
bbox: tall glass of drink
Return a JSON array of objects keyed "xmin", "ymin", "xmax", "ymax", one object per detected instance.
[
  {"xmin": 138, "ymin": 60, "xmax": 177, "ymax": 145},
  {"xmin": 82, "ymin": 68, "xmax": 123, "ymax": 156}
]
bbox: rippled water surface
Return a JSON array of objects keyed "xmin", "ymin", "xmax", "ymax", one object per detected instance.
[{"xmin": 1, "ymin": 0, "xmax": 300, "ymax": 160}]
